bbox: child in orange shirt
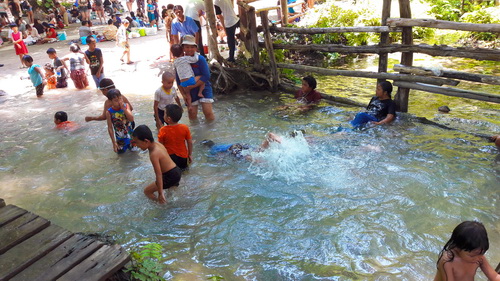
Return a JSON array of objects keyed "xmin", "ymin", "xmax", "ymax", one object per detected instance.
[
  {"xmin": 54, "ymin": 111, "xmax": 79, "ymax": 131},
  {"xmin": 44, "ymin": 63, "xmax": 57, "ymax": 90},
  {"xmin": 158, "ymin": 104, "xmax": 193, "ymax": 170}
]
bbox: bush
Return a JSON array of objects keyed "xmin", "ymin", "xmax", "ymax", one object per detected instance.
[
  {"xmin": 460, "ymin": 8, "xmax": 500, "ymax": 41},
  {"xmin": 423, "ymin": 0, "xmax": 495, "ymax": 22},
  {"xmin": 125, "ymin": 242, "xmax": 166, "ymax": 281}
]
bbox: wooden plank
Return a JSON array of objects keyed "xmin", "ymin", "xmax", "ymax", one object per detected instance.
[
  {"xmin": 0, "ymin": 199, "xmax": 5, "ymax": 208},
  {"xmin": 280, "ymin": 0, "xmax": 288, "ymax": 26},
  {"xmin": 270, "ymin": 26, "xmax": 399, "ymax": 34},
  {"xmin": 394, "ymin": 0, "xmax": 413, "ymax": 112},
  {"xmin": 378, "ymin": 0, "xmax": 391, "ymax": 84},
  {"xmin": 0, "ymin": 224, "xmax": 72, "ymax": 280},
  {"xmin": 277, "ymin": 63, "xmax": 460, "ymax": 86},
  {"xmin": 393, "ymin": 81, "xmax": 500, "ymax": 103},
  {"xmin": 394, "ymin": 64, "xmax": 500, "ymax": 85},
  {"xmin": 11, "ymin": 235, "xmax": 103, "ymax": 281},
  {"xmin": 387, "ymin": 18, "xmax": 500, "ymax": 33},
  {"xmin": 57, "ymin": 245, "xmax": 130, "ymax": 281},
  {"xmin": 269, "ymin": 43, "xmax": 500, "ymax": 61},
  {"xmin": 0, "ymin": 212, "xmax": 50, "ymax": 255},
  {"xmin": 0, "ymin": 205, "xmax": 28, "ymax": 227},
  {"xmin": 248, "ymin": 7, "xmax": 262, "ymax": 71}
]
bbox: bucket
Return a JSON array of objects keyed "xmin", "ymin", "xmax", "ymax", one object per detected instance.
[
  {"xmin": 138, "ymin": 28, "xmax": 146, "ymax": 37},
  {"xmin": 57, "ymin": 31, "xmax": 67, "ymax": 41},
  {"xmin": 203, "ymin": 45, "xmax": 208, "ymax": 54}
]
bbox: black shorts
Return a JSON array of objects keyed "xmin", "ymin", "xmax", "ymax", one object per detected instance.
[
  {"xmin": 162, "ymin": 166, "xmax": 181, "ymax": 189},
  {"xmin": 154, "ymin": 108, "xmax": 166, "ymax": 125},
  {"xmin": 170, "ymin": 154, "xmax": 188, "ymax": 170},
  {"xmin": 35, "ymin": 83, "xmax": 44, "ymax": 97}
]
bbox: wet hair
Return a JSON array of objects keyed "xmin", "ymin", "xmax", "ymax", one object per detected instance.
[
  {"xmin": 161, "ymin": 71, "xmax": 175, "ymax": 81},
  {"xmin": 99, "ymin": 78, "xmax": 115, "ymax": 90},
  {"xmin": 170, "ymin": 44, "xmax": 183, "ymax": 57},
  {"xmin": 132, "ymin": 125, "xmax": 154, "ymax": 142},
  {"xmin": 106, "ymin": 89, "xmax": 122, "ymax": 100},
  {"xmin": 167, "ymin": 4, "xmax": 174, "ymax": 9},
  {"xmin": 85, "ymin": 35, "xmax": 96, "ymax": 44},
  {"xmin": 437, "ymin": 221, "xmax": 489, "ymax": 267},
  {"xmin": 378, "ymin": 81, "xmax": 393, "ymax": 98},
  {"xmin": 173, "ymin": 5, "xmax": 183, "ymax": 12},
  {"xmin": 201, "ymin": 139, "xmax": 215, "ymax": 148},
  {"xmin": 108, "ymin": 19, "xmax": 113, "ymax": 25},
  {"xmin": 54, "ymin": 111, "xmax": 68, "ymax": 122},
  {"xmin": 302, "ymin": 76, "xmax": 317, "ymax": 90},
  {"xmin": 165, "ymin": 104, "xmax": 182, "ymax": 123},
  {"xmin": 70, "ymin": 43, "xmax": 80, "ymax": 53},
  {"xmin": 290, "ymin": 129, "xmax": 305, "ymax": 138},
  {"xmin": 22, "ymin": 55, "xmax": 33, "ymax": 63},
  {"xmin": 229, "ymin": 143, "xmax": 250, "ymax": 158}
]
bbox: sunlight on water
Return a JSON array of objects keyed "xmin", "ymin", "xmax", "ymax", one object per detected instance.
[{"xmin": 1, "ymin": 68, "xmax": 499, "ymax": 280}]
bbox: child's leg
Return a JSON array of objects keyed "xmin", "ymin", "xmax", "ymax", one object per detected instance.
[
  {"xmin": 194, "ymin": 76, "xmax": 205, "ymax": 98},
  {"xmin": 19, "ymin": 54, "xmax": 24, "ymax": 67},
  {"xmin": 144, "ymin": 182, "xmax": 162, "ymax": 202}
]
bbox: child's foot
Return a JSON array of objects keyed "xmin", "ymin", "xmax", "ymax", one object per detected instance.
[
  {"xmin": 198, "ymin": 94, "xmax": 204, "ymax": 98},
  {"xmin": 120, "ymin": 58, "xmax": 124, "ymax": 62},
  {"xmin": 126, "ymin": 61, "xmax": 134, "ymax": 64}
]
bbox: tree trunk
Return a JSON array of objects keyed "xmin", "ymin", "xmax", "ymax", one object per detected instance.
[{"xmin": 204, "ymin": 0, "xmax": 224, "ymax": 63}]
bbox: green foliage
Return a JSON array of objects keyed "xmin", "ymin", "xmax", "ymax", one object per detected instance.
[
  {"xmin": 207, "ymin": 276, "xmax": 224, "ymax": 281},
  {"xmin": 460, "ymin": 8, "xmax": 500, "ymax": 41},
  {"xmin": 38, "ymin": 0, "xmax": 55, "ymax": 10},
  {"xmin": 423, "ymin": 0, "xmax": 495, "ymax": 22},
  {"xmin": 126, "ymin": 242, "xmax": 166, "ymax": 281}
]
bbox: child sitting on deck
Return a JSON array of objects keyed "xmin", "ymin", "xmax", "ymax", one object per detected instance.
[
  {"xmin": 105, "ymin": 89, "xmax": 135, "ymax": 153},
  {"xmin": 132, "ymin": 125, "xmax": 182, "ymax": 204},
  {"xmin": 434, "ymin": 221, "xmax": 500, "ymax": 281},
  {"xmin": 54, "ymin": 111, "xmax": 78, "ymax": 131},
  {"xmin": 158, "ymin": 104, "xmax": 193, "ymax": 170},
  {"xmin": 170, "ymin": 43, "xmax": 205, "ymax": 99}
]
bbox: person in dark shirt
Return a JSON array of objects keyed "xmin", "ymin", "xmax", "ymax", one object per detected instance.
[
  {"xmin": 83, "ymin": 36, "xmax": 104, "ymax": 88},
  {"xmin": 350, "ymin": 81, "xmax": 396, "ymax": 128}
]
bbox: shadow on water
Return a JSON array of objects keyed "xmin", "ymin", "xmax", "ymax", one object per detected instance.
[{"xmin": 1, "ymin": 66, "xmax": 499, "ymax": 280}]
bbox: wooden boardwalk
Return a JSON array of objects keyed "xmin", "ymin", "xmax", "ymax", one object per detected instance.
[{"xmin": 0, "ymin": 198, "xmax": 130, "ymax": 281}]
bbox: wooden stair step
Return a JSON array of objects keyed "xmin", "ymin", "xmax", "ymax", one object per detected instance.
[{"xmin": 0, "ymin": 212, "xmax": 50, "ymax": 255}]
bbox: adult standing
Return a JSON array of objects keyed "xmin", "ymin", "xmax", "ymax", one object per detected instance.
[
  {"xmin": 55, "ymin": 3, "xmax": 68, "ymax": 27},
  {"xmin": 184, "ymin": 0, "xmax": 205, "ymax": 56},
  {"xmin": 170, "ymin": 5, "xmax": 199, "ymax": 47},
  {"xmin": 136, "ymin": 0, "xmax": 144, "ymax": 14},
  {"xmin": 79, "ymin": 0, "xmax": 90, "ymax": 22},
  {"xmin": 8, "ymin": 0, "xmax": 20, "ymax": 19},
  {"xmin": 0, "ymin": 0, "xmax": 10, "ymax": 25},
  {"xmin": 176, "ymin": 35, "xmax": 215, "ymax": 121},
  {"xmin": 214, "ymin": 0, "xmax": 239, "ymax": 62},
  {"xmin": 116, "ymin": 19, "xmax": 132, "ymax": 64}
]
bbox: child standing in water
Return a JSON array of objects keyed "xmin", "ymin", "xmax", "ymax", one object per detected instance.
[
  {"xmin": 132, "ymin": 125, "xmax": 182, "ymax": 204},
  {"xmin": 434, "ymin": 221, "xmax": 500, "ymax": 281},
  {"xmin": 22, "ymin": 55, "xmax": 46, "ymax": 97},
  {"xmin": 105, "ymin": 89, "xmax": 135, "ymax": 153},
  {"xmin": 9, "ymin": 23, "xmax": 29, "ymax": 68},
  {"xmin": 171, "ymin": 43, "xmax": 205, "ymax": 99},
  {"xmin": 153, "ymin": 71, "xmax": 182, "ymax": 129}
]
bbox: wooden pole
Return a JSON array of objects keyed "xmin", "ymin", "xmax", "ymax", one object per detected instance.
[
  {"xmin": 270, "ymin": 26, "xmax": 400, "ymax": 34},
  {"xmin": 268, "ymin": 43, "xmax": 500, "ymax": 61},
  {"xmin": 393, "ymin": 81, "xmax": 500, "ymax": 104},
  {"xmin": 387, "ymin": 18, "xmax": 500, "ymax": 32},
  {"xmin": 277, "ymin": 63, "xmax": 459, "ymax": 86},
  {"xmin": 261, "ymin": 10, "xmax": 280, "ymax": 91},
  {"xmin": 378, "ymin": 0, "xmax": 391, "ymax": 84},
  {"xmin": 248, "ymin": 6, "xmax": 262, "ymax": 71},
  {"xmin": 204, "ymin": 0, "xmax": 224, "ymax": 63},
  {"xmin": 394, "ymin": 64, "xmax": 500, "ymax": 85},
  {"xmin": 0, "ymin": 198, "xmax": 5, "ymax": 208},
  {"xmin": 237, "ymin": 1, "xmax": 251, "ymax": 53},
  {"xmin": 280, "ymin": 0, "xmax": 288, "ymax": 26},
  {"xmin": 394, "ymin": 0, "xmax": 413, "ymax": 112}
]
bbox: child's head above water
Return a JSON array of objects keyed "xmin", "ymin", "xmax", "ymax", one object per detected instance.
[
  {"xmin": 132, "ymin": 125, "xmax": 154, "ymax": 150},
  {"xmin": 170, "ymin": 44, "xmax": 183, "ymax": 58},
  {"xmin": 54, "ymin": 111, "xmax": 68, "ymax": 124},
  {"xmin": 106, "ymin": 88, "xmax": 122, "ymax": 100},
  {"xmin": 377, "ymin": 80, "xmax": 393, "ymax": 99},
  {"xmin": 438, "ymin": 221, "xmax": 489, "ymax": 264},
  {"xmin": 161, "ymin": 71, "xmax": 175, "ymax": 90},
  {"xmin": 302, "ymin": 76, "xmax": 316, "ymax": 92},
  {"xmin": 165, "ymin": 104, "xmax": 183, "ymax": 123},
  {"xmin": 22, "ymin": 55, "xmax": 33, "ymax": 66},
  {"xmin": 44, "ymin": 63, "xmax": 54, "ymax": 74},
  {"xmin": 46, "ymin": 47, "xmax": 57, "ymax": 59},
  {"xmin": 99, "ymin": 78, "xmax": 115, "ymax": 96},
  {"xmin": 70, "ymin": 43, "xmax": 80, "ymax": 53}
]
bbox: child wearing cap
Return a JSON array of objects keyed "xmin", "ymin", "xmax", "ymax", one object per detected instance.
[{"xmin": 170, "ymin": 43, "xmax": 205, "ymax": 99}]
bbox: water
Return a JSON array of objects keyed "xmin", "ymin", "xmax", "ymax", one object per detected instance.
[{"xmin": 1, "ymin": 54, "xmax": 500, "ymax": 279}]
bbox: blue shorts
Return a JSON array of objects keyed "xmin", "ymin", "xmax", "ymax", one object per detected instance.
[{"xmin": 180, "ymin": 77, "xmax": 196, "ymax": 88}]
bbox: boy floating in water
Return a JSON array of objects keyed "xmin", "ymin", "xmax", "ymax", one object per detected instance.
[
  {"xmin": 132, "ymin": 125, "xmax": 182, "ymax": 204},
  {"xmin": 350, "ymin": 81, "xmax": 396, "ymax": 128},
  {"xmin": 105, "ymin": 89, "xmax": 134, "ymax": 153}
]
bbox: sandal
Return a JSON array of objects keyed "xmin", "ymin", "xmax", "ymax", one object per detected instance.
[{"xmin": 126, "ymin": 61, "xmax": 134, "ymax": 64}]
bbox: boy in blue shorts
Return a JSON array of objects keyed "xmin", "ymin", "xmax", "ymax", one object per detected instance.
[
  {"xmin": 105, "ymin": 89, "xmax": 135, "ymax": 153},
  {"xmin": 132, "ymin": 125, "xmax": 182, "ymax": 204}
]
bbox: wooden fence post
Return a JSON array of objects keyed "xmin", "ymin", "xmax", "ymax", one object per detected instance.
[
  {"xmin": 378, "ymin": 0, "xmax": 391, "ymax": 85},
  {"xmin": 260, "ymin": 10, "xmax": 280, "ymax": 91},
  {"xmin": 248, "ymin": 6, "xmax": 262, "ymax": 71},
  {"xmin": 280, "ymin": 0, "xmax": 288, "ymax": 26},
  {"xmin": 394, "ymin": 0, "xmax": 413, "ymax": 112}
]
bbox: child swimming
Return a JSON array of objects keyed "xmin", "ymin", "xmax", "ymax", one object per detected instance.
[{"xmin": 434, "ymin": 221, "xmax": 500, "ymax": 281}]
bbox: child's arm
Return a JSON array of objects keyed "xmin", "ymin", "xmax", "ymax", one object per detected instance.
[
  {"xmin": 82, "ymin": 51, "xmax": 90, "ymax": 64},
  {"xmin": 479, "ymin": 257, "xmax": 500, "ymax": 281},
  {"xmin": 97, "ymin": 52, "xmax": 104, "ymax": 77},
  {"xmin": 122, "ymin": 103, "xmax": 134, "ymax": 122},
  {"xmin": 122, "ymin": 95, "xmax": 133, "ymax": 111},
  {"xmin": 34, "ymin": 66, "xmax": 46, "ymax": 85},
  {"xmin": 186, "ymin": 138, "xmax": 193, "ymax": 163},
  {"xmin": 153, "ymin": 100, "xmax": 162, "ymax": 129},
  {"xmin": 106, "ymin": 111, "xmax": 118, "ymax": 152},
  {"xmin": 150, "ymin": 151, "xmax": 166, "ymax": 204}
]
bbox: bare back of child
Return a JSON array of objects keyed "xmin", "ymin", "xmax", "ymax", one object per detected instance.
[{"xmin": 132, "ymin": 125, "xmax": 182, "ymax": 204}]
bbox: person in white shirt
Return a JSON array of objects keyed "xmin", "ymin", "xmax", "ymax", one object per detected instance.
[
  {"xmin": 184, "ymin": 0, "xmax": 205, "ymax": 56},
  {"xmin": 214, "ymin": 0, "xmax": 239, "ymax": 62}
]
